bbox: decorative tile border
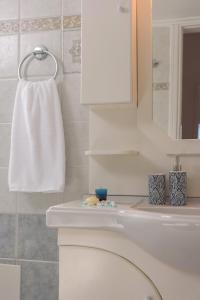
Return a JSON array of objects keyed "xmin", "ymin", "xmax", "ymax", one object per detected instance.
[
  {"xmin": 0, "ymin": 19, "xmax": 19, "ymax": 35},
  {"xmin": 69, "ymin": 39, "xmax": 81, "ymax": 63},
  {"xmin": 0, "ymin": 15, "xmax": 81, "ymax": 35},
  {"xmin": 21, "ymin": 17, "xmax": 61, "ymax": 33},
  {"xmin": 63, "ymin": 15, "xmax": 81, "ymax": 29},
  {"xmin": 153, "ymin": 82, "xmax": 169, "ymax": 91}
]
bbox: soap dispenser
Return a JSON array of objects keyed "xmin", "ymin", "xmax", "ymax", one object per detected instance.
[{"xmin": 169, "ymin": 156, "xmax": 187, "ymax": 206}]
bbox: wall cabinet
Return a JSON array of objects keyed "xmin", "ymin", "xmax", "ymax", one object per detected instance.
[
  {"xmin": 81, "ymin": 0, "xmax": 137, "ymax": 105},
  {"xmin": 59, "ymin": 246, "xmax": 161, "ymax": 300}
]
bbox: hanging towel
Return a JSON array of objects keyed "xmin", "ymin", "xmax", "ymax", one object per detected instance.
[{"xmin": 8, "ymin": 78, "xmax": 65, "ymax": 192}]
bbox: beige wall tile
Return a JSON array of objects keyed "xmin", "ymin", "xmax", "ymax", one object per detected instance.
[
  {"xmin": 21, "ymin": 0, "xmax": 61, "ymax": 18},
  {"xmin": 20, "ymin": 31, "xmax": 61, "ymax": 77},
  {"xmin": 0, "ymin": 80, "xmax": 17, "ymax": 123},
  {"xmin": 63, "ymin": 29, "xmax": 81, "ymax": 73},
  {"xmin": 64, "ymin": 165, "xmax": 88, "ymax": 201},
  {"xmin": 62, "ymin": 74, "xmax": 88, "ymax": 123},
  {"xmin": 63, "ymin": 122, "xmax": 89, "ymax": 149},
  {"xmin": 0, "ymin": 125, "xmax": 11, "ymax": 167},
  {"xmin": 17, "ymin": 192, "xmax": 63, "ymax": 214},
  {"xmin": 0, "ymin": 168, "xmax": 17, "ymax": 213},
  {"xmin": 0, "ymin": 0, "xmax": 18, "ymax": 20},
  {"xmin": 0, "ymin": 35, "xmax": 18, "ymax": 78},
  {"xmin": 63, "ymin": 0, "xmax": 81, "ymax": 16}
]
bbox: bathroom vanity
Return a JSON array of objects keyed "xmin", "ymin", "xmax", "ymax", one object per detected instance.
[
  {"xmin": 47, "ymin": 199, "xmax": 200, "ymax": 300},
  {"xmin": 47, "ymin": 0, "xmax": 200, "ymax": 299}
]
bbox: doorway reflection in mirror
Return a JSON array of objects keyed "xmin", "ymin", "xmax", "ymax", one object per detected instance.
[{"xmin": 152, "ymin": 0, "xmax": 200, "ymax": 140}]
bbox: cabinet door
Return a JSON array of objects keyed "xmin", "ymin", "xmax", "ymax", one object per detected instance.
[
  {"xmin": 59, "ymin": 246, "xmax": 162, "ymax": 300},
  {"xmin": 81, "ymin": 0, "xmax": 137, "ymax": 105}
]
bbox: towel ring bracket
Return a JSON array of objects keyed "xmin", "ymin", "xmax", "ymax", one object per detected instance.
[
  {"xmin": 33, "ymin": 46, "xmax": 48, "ymax": 60},
  {"xmin": 18, "ymin": 45, "xmax": 58, "ymax": 80}
]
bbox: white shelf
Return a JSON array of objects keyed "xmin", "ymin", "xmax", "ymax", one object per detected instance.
[
  {"xmin": 167, "ymin": 153, "xmax": 200, "ymax": 157},
  {"xmin": 85, "ymin": 150, "xmax": 139, "ymax": 156},
  {"xmin": 90, "ymin": 104, "xmax": 135, "ymax": 110}
]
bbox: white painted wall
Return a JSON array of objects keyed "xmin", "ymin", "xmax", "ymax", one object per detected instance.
[
  {"xmin": 0, "ymin": 264, "xmax": 20, "ymax": 300},
  {"xmin": 153, "ymin": 27, "xmax": 170, "ymax": 132},
  {"xmin": 89, "ymin": 0, "xmax": 200, "ymax": 198},
  {"xmin": 153, "ymin": 0, "xmax": 200, "ymax": 20}
]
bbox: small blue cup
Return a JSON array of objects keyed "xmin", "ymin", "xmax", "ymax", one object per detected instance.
[{"xmin": 95, "ymin": 188, "xmax": 108, "ymax": 201}]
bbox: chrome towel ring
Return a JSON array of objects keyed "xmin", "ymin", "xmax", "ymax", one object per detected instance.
[{"xmin": 18, "ymin": 45, "xmax": 58, "ymax": 80}]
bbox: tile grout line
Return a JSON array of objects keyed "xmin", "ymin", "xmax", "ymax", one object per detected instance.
[
  {"xmin": 15, "ymin": 0, "xmax": 20, "ymax": 252},
  {"xmin": 15, "ymin": 193, "xmax": 19, "ymax": 260},
  {"xmin": 18, "ymin": 0, "xmax": 21, "ymax": 72},
  {"xmin": 0, "ymin": 77, "xmax": 18, "ymax": 81},
  {"xmin": 17, "ymin": 258, "xmax": 58, "ymax": 264},
  {"xmin": 60, "ymin": 0, "xmax": 66, "ymax": 204},
  {"xmin": 0, "ymin": 257, "xmax": 58, "ymax": 264},
  {"xmin": 0, "ymin": 71, "xmax": 80, "ymax": 82},
  {"xmin": 15, "ymin": 2, "xmax": 20, "ymax": 263}
]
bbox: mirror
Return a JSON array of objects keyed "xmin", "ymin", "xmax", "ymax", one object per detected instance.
[{"xmin": 152, "ymin": 0, "xmax": 200, "ymax": 139}]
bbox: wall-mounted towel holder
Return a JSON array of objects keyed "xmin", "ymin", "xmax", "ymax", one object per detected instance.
[{"xmin": 18, "ymin": 45, "xmax": 58, "ymax": 80}]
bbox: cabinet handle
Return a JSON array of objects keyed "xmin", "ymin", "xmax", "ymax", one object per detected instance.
[{"xmin": 144, "ymin": 297, "xmax": 153, "ymax": 300}]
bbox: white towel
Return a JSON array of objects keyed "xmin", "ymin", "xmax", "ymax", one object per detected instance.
[{"xmin": 8, "ymin": 78, "xmax": 65, "ymax": 192}]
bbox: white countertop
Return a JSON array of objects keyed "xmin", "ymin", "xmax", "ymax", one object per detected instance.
[{"xmin": 46, "ymin": 196, "xmax": 200, "ymax": 228}]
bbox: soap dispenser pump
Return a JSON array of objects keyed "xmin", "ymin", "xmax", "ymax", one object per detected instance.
[{"xmin": 169, "ymin": 156, "xmax": 187, "ymax": 206}]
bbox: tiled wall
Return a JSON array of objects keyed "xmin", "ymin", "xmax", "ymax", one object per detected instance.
[{"xmin": 0, "ymin": 0, "xmax": 88, "ymax": 299}]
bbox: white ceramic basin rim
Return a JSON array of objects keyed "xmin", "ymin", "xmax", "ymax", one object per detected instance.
[{"xmin": 46, "ymin": 200, "xmax": 200, "ymax": 275}]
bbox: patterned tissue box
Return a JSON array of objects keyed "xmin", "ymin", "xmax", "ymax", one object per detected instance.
[{"xmin": 148, "ymin": 174, "xmax": 166, "ymax": 205}]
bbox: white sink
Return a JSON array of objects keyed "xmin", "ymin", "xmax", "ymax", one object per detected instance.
[
  {"xmin": 46, "ymin": 198, "xmax": 200, "ymax": 275},
  {"xmin": 136, "ymin": 205, "xmax": 200, "ymax": 216},
  {"xmin": 121, "ymin": 202, "xmax": 200, "ymax": 275}
]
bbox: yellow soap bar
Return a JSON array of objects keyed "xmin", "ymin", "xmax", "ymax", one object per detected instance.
[{"xmin": 84, "ymin": 196, "xmax": 99, "ymax": 206}]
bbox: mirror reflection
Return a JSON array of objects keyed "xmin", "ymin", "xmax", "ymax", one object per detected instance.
[{"xmin": 152, "ymin": 0, "xmax": 200, "ymax": 139}]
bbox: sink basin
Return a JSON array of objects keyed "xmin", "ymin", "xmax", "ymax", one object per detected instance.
[
  {"xmin": 46, "ymin": 199, "xmax": 200, "ymax": 275},
  {"xmin": 136, "ymin": 205, "xmax": 200, "ymax": 216},
  {"xmin": 121, "ymin": 202, "xmax": 200, "ymax": 275}
]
